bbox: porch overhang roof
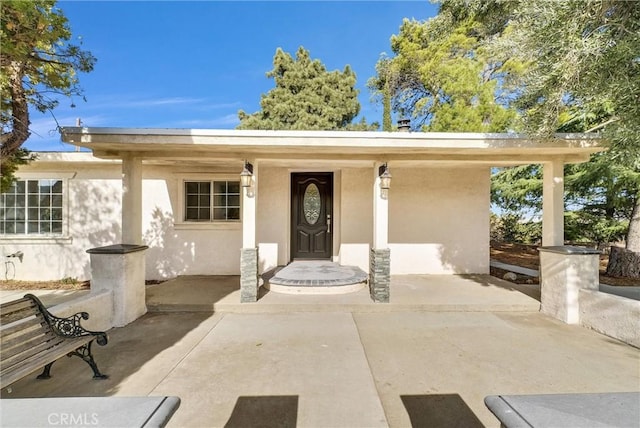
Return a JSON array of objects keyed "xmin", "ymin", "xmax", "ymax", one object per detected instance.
[{"xmin": 60, "ymin": 127, "xmax": 607, "ymax": 165}]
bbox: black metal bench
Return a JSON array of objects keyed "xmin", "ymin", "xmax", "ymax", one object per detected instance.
[{"xmin": 1, "ymin": 293, "xmax": 108, "ymax": 389}]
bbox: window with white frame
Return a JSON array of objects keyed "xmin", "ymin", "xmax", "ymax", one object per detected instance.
[
  {"xmin": 184, "ymin": 180, "xmax": 240, "ymax": 222},
  {"xmin": 0, "ymin": 179, "xmax": 64, "ymax": 235}
]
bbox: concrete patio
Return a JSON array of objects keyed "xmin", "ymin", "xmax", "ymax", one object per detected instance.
[
  {"xmin": 1, "ymin": 276, "xmax": 639, "ymax": 427},
  {"xmin": 145, "ymin": 274, "xmax": 542, "ymax": 313}
]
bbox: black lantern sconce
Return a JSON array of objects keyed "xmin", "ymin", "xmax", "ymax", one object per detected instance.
[
  {"xmin": 240, "ymin": 160, "xmax": 255, "ymax": 197},
  {"xmin": 378, "ymin": 163, "xmax": 392, "ymax": 199}
]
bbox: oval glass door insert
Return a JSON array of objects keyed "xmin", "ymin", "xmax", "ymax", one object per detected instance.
[{"xmin": 303, "ymin": 183, "xmax": 321, "ymax": 225}]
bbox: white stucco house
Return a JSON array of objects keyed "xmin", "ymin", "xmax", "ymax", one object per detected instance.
[{"xmin": 1, "ymin": 128, "xmax": 604, "ymax": 303}]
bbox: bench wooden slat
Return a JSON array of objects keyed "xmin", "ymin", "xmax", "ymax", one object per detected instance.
[
  {"xmin": 1, "ymin": 302, "xmax": 40, "ymax": 324},
  {"xmin": 1, "ymin": 319, "xmax": 50, "ymax": 349},
  {"xmin": 2, "ymin": 329, "xmax": 60, "ymax": 361},
  {"xmin": 0, "ymin": 297, "xmax": 34, "ymax": 313},
  {"xmin": 1, "ymin": 315, "xmax": 45, "ymax": 340},
  {"xmin": 0, "ymin": 294, "xmax": 107, "ymax": 390},
  {"xmin": 1, "ymin": 335, "xmax": 66, "ymax": 371},
  {"xmin": 0, "ymin": 337, "xmax": 91, "ymax": 388}
]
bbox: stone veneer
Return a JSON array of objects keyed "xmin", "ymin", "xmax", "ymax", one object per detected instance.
[
  {"xmin": 240, "ymin": 247, "xmax": 259, "ymax": 303},
  {"xmin": 369, "ymin": 248, "xmax": 390, "ymax": 302}
]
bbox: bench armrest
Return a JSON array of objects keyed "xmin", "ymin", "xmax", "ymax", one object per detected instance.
[{"xmin": 24, "ymin": 294, "xmax": 108, "ymax": 346}]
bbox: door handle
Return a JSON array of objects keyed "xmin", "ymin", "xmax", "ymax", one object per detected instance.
[{"xmin": 327, "ymin": 214, "xmax": 331, "ymax": 233}]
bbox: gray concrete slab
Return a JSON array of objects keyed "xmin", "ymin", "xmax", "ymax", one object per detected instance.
[
  {"xmin": 151, "ymin": 313, "xmax": 387, "ymax": 428},
  {"xmin": 2, "ymin": 310, "xmax": 638, "ymax": 428},
  {"xmin": 354, "ymin": 311, "xmax": 640, "ymax": 427}
]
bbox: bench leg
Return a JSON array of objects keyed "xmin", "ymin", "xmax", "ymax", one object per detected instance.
[
  {"xmin": 36, "ymin": 362, "xmax": 54, "ymax": 380},
  {"xmin": 68, "ymin": 341, "xmax": 108, "ymax": 380}
]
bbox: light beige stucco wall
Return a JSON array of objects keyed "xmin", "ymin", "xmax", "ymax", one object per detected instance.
[
  {"xmin": 338, "ymin": 168, "xmax": 373, "ymax": 271},
  {"xmin": 6, "ymin": 160, "xmax": 491, "ymax": 280},
  {"xmin": 142, "ymin": 166, "xmax": 242, "ymax": 279},
  {"xmin": 256, "ymin": 167, "xmax": 290, "ymax": 272},
  {"xmin": 3, "ymin": 163, "xmax": 122, "ymax": 281},
  {"xmin": 388, "ymin": 166, "xmax": 490, "ymax": 274}
]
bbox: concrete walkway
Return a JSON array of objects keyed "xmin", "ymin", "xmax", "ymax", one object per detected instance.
[{"xmin": 2, "ymin": 310, "xmax": 638, "ymax": 427}]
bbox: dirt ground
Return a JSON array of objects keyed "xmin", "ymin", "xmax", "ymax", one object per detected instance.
[
  {"xmin": 0, "ymin": 279, "xmax": 90, "ymax": 291},
  {"xmin": 1, "ymin": 244, "xmax": 637, "ymax": 290},
  {"xmin": 490, "ymin": 241, "xmax": 639, "ymax": 287}
]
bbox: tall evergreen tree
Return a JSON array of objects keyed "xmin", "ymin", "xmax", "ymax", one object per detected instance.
[
  {"xmin": 237, "ymin": 47, "xmax": 375, "ymax": 131},
  {"xmin": 1, "ymin": 0, "xmax": 95, "ymax": 191},
  {"xmin": 368, "ymin": 13, "xmax": 519, "ymax": 132}
]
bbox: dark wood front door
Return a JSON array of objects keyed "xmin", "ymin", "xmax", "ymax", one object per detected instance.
[{"xmin": 291, "ymin": 173, "xmax": 333, "ymax": 260}]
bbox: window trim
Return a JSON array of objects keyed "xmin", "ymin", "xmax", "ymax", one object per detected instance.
[
  {"xmin": 0, "ymin": 173, "xmax": 73, "ymax": 243},
  {"xmin": 174, "ymin": 175, "xmax": 242, "ymax": 230}
]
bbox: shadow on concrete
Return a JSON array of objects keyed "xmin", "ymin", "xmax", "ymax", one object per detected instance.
[
  {"xmin": 0, "ymin": 312, "xmax": 214, "ymax": 399},
  {"xmin": 146, "ymin": 276, "xmax": 242, "ymax": 311},
  {"xmin": 224, "ymin": 395, "xmax": 298, "ymax": 428},
  {"xmin": 463, "ymin": 274, "xmax": 541, "ymax": 301},
  {"xmin": 401, "ymin": 394, "xmax": 484, "ymax": 428}
]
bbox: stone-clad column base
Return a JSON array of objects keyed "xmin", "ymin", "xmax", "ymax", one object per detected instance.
[
  {"xmin": 240, "ymin": 247, "xmax": 259, "ymax": 303},
  {"xmin": 370, "ymin": 248, "xmax": 390, "ymax": 303}
]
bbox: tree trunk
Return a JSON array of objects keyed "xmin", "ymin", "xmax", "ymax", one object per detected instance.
[
  {"xmin": 605, "ymin": 192, "xmax": 639, "ymax": 278},
  {"xmin": 626, "ymin": 194, "xmax": 640, "ymax": 252},
  {"xmin": 606, "ymin": 246, "xmax": 640, "ymax": 278}
]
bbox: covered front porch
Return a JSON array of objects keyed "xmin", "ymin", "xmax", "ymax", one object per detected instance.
[{"xmin": 57, "ymin": 128, "xmax": 605, "ymax": 326}]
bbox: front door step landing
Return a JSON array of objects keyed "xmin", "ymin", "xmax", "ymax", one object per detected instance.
[{"xmin": 265, "ymin": 261, "xmax": 367, "ymax": 295}]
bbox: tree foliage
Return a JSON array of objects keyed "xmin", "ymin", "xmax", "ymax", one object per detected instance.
[
  {"xmin": 237, "ymin": 47, "xmax": 375, "ymax": 131},
  {"xmin": 482, "ymin": 0, "xmax": 640, "ymax": 250},
  {"xmin": 368, "ymin": 12, "xmax": 519, "ymax": 132},
  {"xmin": 423, "ymin": 0, "xmax": 640, "ymax": 250},
  {"xmin": 1, "ymin": 0, "xmax": 95, "ymax": 191},
  {"xmin": 490, "ymin": 0, "xmax": 640, "ymax": 162}
]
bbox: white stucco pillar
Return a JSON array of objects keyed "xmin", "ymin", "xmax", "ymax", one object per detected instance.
[
  {"xmin": 542, "ymin": 159, "xmax": 564, "ymax": 246},
  {"xmin": 241, "ymin": 160, "xmax": 259, "ymax": 302},
  {"xmin": 88, "ymin": 244, "xmax": 148, "ymax": 327},
  {"xmin": 370, "ymin": 162, "xmax": 390, "ymax": 302},
  {"xmin": 373, "ymin": 163, "xmax": 389, "ymax": 249},
  {"xmin": 539, "ymin": 246, "xmax": 600, "ymax": 324},
  {"xmin": 242, "ymin": 161, "xmax": 257, "ymax": 248},
  {"xmin": 122, "ymin": 155, "xmax": 143, "ymax": 245}
]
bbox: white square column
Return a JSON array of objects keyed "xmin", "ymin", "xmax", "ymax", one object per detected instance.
[
  {"xmin": 542, "ymin": 159, "xmax": 565, "ymax": 246},
  {"xmin": 87, "ymin": 155, "xmax": 147, "ymax": 326},
  {"xmin": 370, "ymin": 162, "xmax": 390, "ymax": 302},
  {"xmin": 122, "ymin": 155, "xmax": 143, "ymax": 245},
  {"xmin": 539, "ymin": 246, "xmax": 600, "ymax": 324},
  {"xmin": 373, "ymin": 163, "xmax": 389, "ymax": 249},
  {"xmin": 241, "ymin": 160, "xmax": 259, "ymax": 302}
]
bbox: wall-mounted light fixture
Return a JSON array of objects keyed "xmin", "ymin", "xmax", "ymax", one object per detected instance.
[
  {"xmin": 240, "ymin": 160, "xmax": 255, "ymax": 197},
  {"xmin": 378, "ymin": 163, "xmax": 392, "ymax": 199},
  {"xmin": 240, "ymin": 161, "xmax": 253, "ymax": 188}
]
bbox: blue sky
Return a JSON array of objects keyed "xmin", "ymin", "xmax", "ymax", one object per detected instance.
[{"xmin": 26, "ymin": 1, "xmax": 439, "ymax": 151}]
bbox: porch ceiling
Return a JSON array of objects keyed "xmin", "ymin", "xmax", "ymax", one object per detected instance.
[{"xmin": 60, "ymin": 127, "xmax": 607, "ymax": 165}]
